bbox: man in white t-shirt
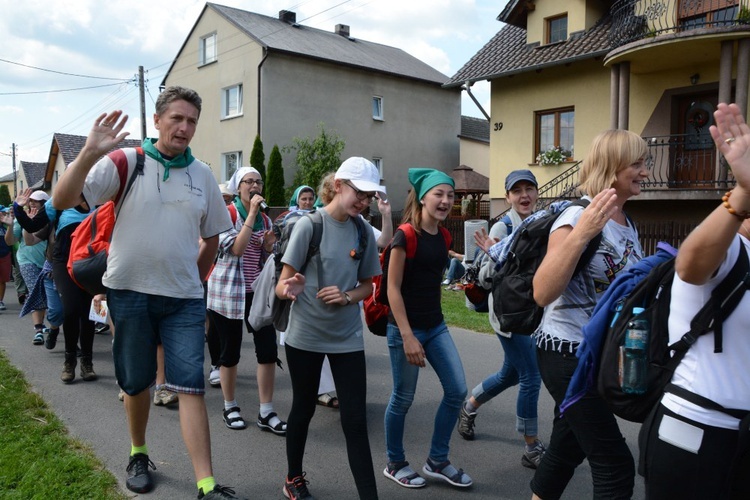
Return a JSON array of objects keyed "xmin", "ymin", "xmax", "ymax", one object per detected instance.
[{"xmin": 53, "ymin": 87, "xmax": 245, "ymax": 500}]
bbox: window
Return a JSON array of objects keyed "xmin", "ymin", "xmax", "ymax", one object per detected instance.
[
  {"xmin": 221, "ymin": 84, "xmax": 243, "ymax": 119},
  {"xmin": 372, "ymin": 96, "xmax": 383, "ymax": 120},
  {"xmin": 372, "ymin": 157, "xmax": 383, "ymax": 179},
  {"xmin": 222, "ymin": 152, "xmax": 241, "ymax": 182},
  {"xmin": 679, "ymin": 0, "xmax": 738, "ymax": 29},
  {"xmin": 535, "ymin": 107, "xmax": 575, "ymax": 162},
  {"xmin": 547, "ymin": 15, "xmax": 568, "ymax": 44},
  {"xmin": 199, "ymin": 33, "xmax": 217, "ymax": 65}
]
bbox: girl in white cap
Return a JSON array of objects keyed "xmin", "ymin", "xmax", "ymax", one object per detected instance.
[{"xmin": 277, "ymin": 157, "xmax": 384, "ymax": 500}]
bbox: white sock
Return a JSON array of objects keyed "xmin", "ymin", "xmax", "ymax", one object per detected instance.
[
  {"xmin": 224, "ymin": 400, "xmax": 238, "ymax": 411},
  {"xmin": 260, "ymin": 402, "xmax": 283, "ymax": 427}
]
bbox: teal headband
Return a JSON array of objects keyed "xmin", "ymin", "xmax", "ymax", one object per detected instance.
[{"xmin": 408, "ymin": 168, "xmax": 455, "ymax": 201}]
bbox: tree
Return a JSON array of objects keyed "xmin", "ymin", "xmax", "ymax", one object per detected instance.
[
  {"xmin": 266, "ymin": 145, "xmax": 286, "ymax": 206},
  {"xmin": 0, "ymin": 185, "xmax": 10, "ymax": 207},
  {"xmin": 250, "ymin": 135, "xmax": 266, "ymax": 195},
  {"xmin": 284, "ymin": 123, "xmax": 345, "ymax": 199}
]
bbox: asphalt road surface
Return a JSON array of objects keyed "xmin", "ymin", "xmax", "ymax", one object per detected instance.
[{"xmin": 0, "ymin": 298, "xmax": 645, "ymax": 499}]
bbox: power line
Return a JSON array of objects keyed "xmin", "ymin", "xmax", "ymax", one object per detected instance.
[
  {"xmin": 0, "ymin": 57, "xmax": 131, "ymax": 81},
  {"xmin": 0, "ymin": 81, "xmax": 131, "ymax": 96}
]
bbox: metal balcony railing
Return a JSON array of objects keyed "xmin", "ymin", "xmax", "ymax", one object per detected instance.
[
  {"xmin": 610, "ymin": 0, "xmax": 750, "ymax": 48},
  {"xmin": 642, "ymin": 134, "xmax": 735, "ymax": 188}
]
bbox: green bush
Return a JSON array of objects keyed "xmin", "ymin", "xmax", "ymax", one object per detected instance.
[
  {"xmin": 283, "ymin": 123, "xmax": 345, "ymax": 200},
  {"xmin": 250, "ymin": 135, "xmax": 266, "ymax": 195},
  {"xmin": 266, "ymin": 145, "xmax": 286, "ymax": 206}
]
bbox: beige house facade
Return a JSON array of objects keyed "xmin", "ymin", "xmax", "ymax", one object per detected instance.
[
  {"xmin": 448, "ymin": 0, "xmax": 750, "ymax": 227},
  {"xmin": 162, "ymin": 4, "xmax": 461, "ymax": 210}
]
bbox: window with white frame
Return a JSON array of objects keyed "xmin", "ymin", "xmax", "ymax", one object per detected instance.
[
  {"xmin": 372, "ymin": 96, "xmax": 383, "ymax": 120},
  {"xmin": 372, "ymin": 157, "xmax": 383, "ymax": 180},
  {"xmin": 199, "ymin": 33, "xmax": 217, "ymax": 65},
  {"xmin": 222, "ymin": 151, "xmax": 241, "ymax": 182},
  {"xmin": 221, "ymin": 84, "xmax": 243, "ymax": 119},
  {"xmin": 547, "ymin": 15, "xmax": 568, "ymax": 44}
]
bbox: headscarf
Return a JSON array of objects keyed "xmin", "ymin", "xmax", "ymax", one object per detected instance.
[
  {"xmin": 289, "ymin": 185, "xmax": 316, "ymax": 210},
  {"xmin": 141, "ymin": 138, "xmax": 194, "ymax": 182},
  {"xmin": 227, "ymin": 166, "xmax": 264, "ymax": 231},
  {"xmin": 408, "ymin": 168, "xmax": 455, "ymax": 201}
]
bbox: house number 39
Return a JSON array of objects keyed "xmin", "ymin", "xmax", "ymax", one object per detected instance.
[{"xmin": 494, "ymin": 122, "xmax": 503, "ymax": 131}]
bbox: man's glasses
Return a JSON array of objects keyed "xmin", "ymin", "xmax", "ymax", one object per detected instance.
[
  {"xmin": 240, "ymin": 179, "xmax": 264, "ymax": 186},
  {"xmin": 344, "ymin": 181, "xmax": 375, "ymax": 202}
]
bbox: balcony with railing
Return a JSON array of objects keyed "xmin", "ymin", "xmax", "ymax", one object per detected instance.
[
  {"xmin": 610, "ymin": 0, "xmax": 750, "ymax": 48},
  {"xmin": 528, "ymin": 134, "xmax": 735, "ymax": 209}
]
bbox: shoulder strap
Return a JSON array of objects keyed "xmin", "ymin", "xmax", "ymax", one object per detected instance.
[
  {"xmin": 350, "ymin": 215, "xmax": 368, "ymax": 260},
  {"xmin": 439, "ymin": 226, "xmax": 452, "ymax": 251},
  {"xmin": 669, "ymin": 241, "xmax": 749, "ymax": 358},
  {"xmin": 114, "ymin": 147, "xmax": 145, "ymax": 217},
  {"xmin": 299, "ymin": 210, "xmax": 324, "ymax": 275},
  {"xmin": 570, "ymin": 199, "xmax": 603, "ymax": 276},
  {"xmin": 398, "ymin": 223, "xmax": 418, "ymax": 259},
  {"xmin": 227, "ymin": 203, "xmax": 238, "ymax": 225},
  {"xmin": 501, "ymin": 214, "xmax": 513, "ymax": 235}
]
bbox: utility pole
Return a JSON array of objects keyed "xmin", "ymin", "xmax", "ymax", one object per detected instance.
[
  {"xmin": 11, "ymin": 143, "xmax": 17, "ymax": 198},
  {"xmin": 138, "ymin": 66, "xmax": 147, "ymax": 141}
]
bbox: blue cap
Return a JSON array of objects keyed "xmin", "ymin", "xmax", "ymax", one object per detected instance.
[{"xmin": 504, "ymin": 170, "xmax": 538, "ymax": 191}]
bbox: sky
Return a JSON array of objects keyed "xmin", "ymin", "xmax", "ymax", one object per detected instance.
[{"xmin": 0, "ymin": 0, "xmax": 504, "ymax": 177}]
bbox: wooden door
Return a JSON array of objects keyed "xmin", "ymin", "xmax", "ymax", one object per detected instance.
[{"xmin": 670, "ymin": 95, "xmax": 717, "ymax": 188}]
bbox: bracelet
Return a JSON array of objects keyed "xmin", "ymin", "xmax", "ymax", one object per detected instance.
[
  {"xmin": 343, "ymin": 292, "xmax": 352, "ymax": 305},
  {"xmin": 722, "ymin": 190, "xmax": 750, "ymax": 220}
]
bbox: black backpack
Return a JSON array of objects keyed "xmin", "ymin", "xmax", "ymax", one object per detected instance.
[
  {"xmin": 491, "ymin": 199, "xmax": 602, "ymax": 334},
  {"xmin": 598, "ymin": 242, "xmax": 750, "ymax": 423}
]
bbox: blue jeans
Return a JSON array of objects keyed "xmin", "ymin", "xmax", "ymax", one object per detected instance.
[
  {"xmin": 471, "ymin": 333, "xmax": 540, "ymax": 436},
  {"xmin": 445, "ymin": 258, "xmax": 465, "ymax": 283},
  {"xmin": 43, "ymin": 273, "xmax": 63, "ymax": 327},
  {"xmin": 108, "ymin": 289, "xmax": 206, "ymax": 396},
  {"xmin": 384, "ymin": 321, "xmax": 467, "ymax": 463}
]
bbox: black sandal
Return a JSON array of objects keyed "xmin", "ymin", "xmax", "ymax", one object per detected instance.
[
  {"xmin": 257, "ymin": 411, "xmax": 287, "ymax": 435},
  {"xmin": 222, "ymin": 407, "xmax": 247, "ymax": 430}
]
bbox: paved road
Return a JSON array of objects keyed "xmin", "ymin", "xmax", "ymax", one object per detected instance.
[{"xmin": 0, "ymin": 299, "xmax": 645, "ymax": 499}]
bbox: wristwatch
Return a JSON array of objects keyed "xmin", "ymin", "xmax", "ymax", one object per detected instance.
[{"xmin": 344, "ymin": 292, "xmax": 352, "ymax": 305}]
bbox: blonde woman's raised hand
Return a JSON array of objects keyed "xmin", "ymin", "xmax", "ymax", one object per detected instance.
[{"xmin": 576, "ymin": 188, "xmax": 619, "ymax": 241}]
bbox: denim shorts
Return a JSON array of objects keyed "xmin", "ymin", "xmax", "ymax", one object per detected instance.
[{"xmin": 108, "ymin": 289, "xmax": 206, "ymax": 396}]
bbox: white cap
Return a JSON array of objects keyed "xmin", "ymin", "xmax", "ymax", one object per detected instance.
[
  {"xmin": 218, "ymin": 183, "xmax": 233, "ymax": 197},
  {"xmin": 334, "ymin": 157, "xmax": 386, "ymax": 197},
  {"xmin": 29, "ymin": 190, "xmax": 50, "ymax": 202}
]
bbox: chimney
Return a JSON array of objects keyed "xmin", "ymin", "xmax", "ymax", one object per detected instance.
[
  {"xmin": 335, "ymin": 24, "xmax": 350, "ymax": 37},
  {"xmin": 279, "ymin": 10, "xmax": 296, "ymax": 23}
]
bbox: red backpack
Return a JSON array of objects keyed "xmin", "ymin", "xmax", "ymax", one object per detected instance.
[
  {"xmin": 363, "ymin": 223, "xmax": 451, "ymax": 336},
  {"xmin": 67, "ymin": 147, "xmax": 144, "ymax": 295}
]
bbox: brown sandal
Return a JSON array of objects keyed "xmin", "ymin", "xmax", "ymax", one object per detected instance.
[{"xmin": 316, "ymin": 393, "xmax": 339, "ymax": 409}]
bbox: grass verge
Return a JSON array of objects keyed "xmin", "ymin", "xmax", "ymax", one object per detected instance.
[
  {"xmin": 0, "ymin": 349, "xmax": 126, "ymax": 499},
  {"xmin": 441, "ymin": 287, "xmax": 494, "ymax": 334}
]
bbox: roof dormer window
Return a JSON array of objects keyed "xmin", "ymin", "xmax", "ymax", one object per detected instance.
[{"xmin": 547, "ymin": 14, "xmax": 568, "ymax": 44}]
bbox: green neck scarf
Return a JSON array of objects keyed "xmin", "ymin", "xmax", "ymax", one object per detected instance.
[
  {"xmin": 142, "ymin": 138, "xmax": 194, "ymax": 182},
  {"xmin": 233, "ymin": 199, "xmax": 264, "ymax": 231}
]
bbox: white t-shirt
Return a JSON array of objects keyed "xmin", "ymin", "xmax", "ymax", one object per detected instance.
[
  {"xmin": 537, "ymin": 203, "xmax": 643, "ymax": 343},
  {"xmin": 82, "ymin": 148, "xmax": 231, "ymax": 299},
  {"xmin": 662, "ymin": 234, "xmax": 750, "ymax": 429}
]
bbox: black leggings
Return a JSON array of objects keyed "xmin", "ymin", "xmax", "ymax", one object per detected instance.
[
  {"xmin": 285, "ymin": 344, "xmax": 378, "ymax": 500},
  {"xmin": 51, "ymin": 260, "xmax": 95, "ymax": 357}
]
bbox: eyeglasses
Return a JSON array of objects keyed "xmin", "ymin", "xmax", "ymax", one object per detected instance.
[
  {"xmin": 240, "ymin": 179, "xmax": 264, "ymax": 186},
  {"xmin": 344, "ymin": 181, "xmax": 375, "ymax": 202}
]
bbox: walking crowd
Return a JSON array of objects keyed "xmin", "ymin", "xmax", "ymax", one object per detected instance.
[{"xmin": 1, "ymin": 86, "xmax": 749, "ymax": 500}]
